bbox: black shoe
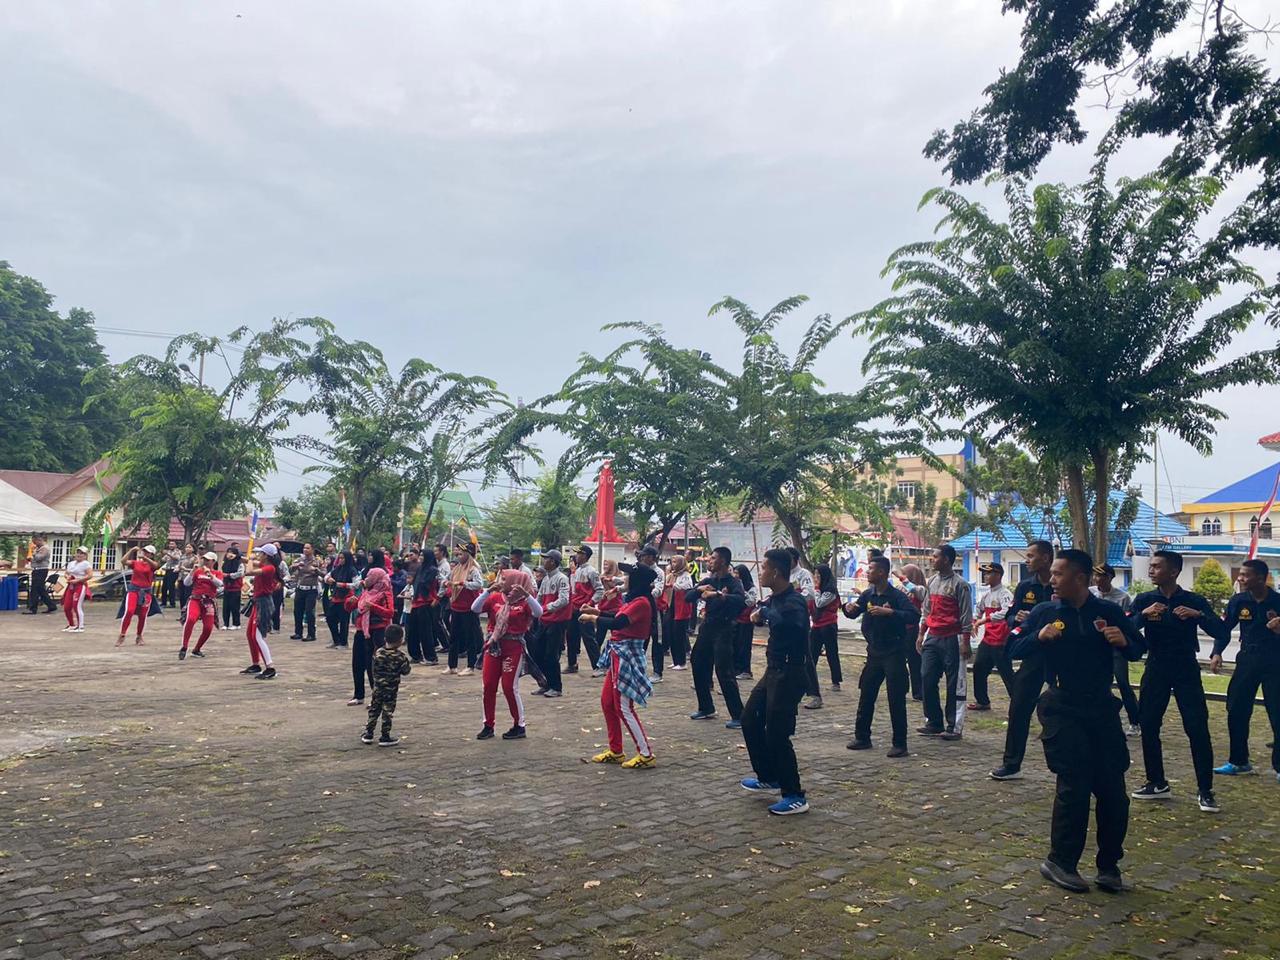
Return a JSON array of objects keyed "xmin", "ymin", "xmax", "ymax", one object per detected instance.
[
  {"xmin": 1131, "ymin": 782, "xmax": 1171, "ymax": 800},
  {"xmin": 476, "ymin": 726, "xmax": 495, "ymax": 740},
  {"xmin": 939, "ymin": 730, "xmax": 962, "ymax": 741},
  {"xmin": 989, "ymin": 765, "xmax": 1023, "ymax": 781},
  {"xmin": 1039, "ymin": 860, "xmax": 1089, "ymax": 893},
  {"xmin": 191, "ymin": 650, "xmax": 205, "ymax": 658},
  {"xmin": 887, "ymin": 745, "xmax": 909, "ymax": 758},
  {"xmin": 1198, "ymin": 791, "xmax": 1220, "ymax": 813},
  {"xmin": 502, "ymin": 725, "xmax": 526, "ymax": 740},
  {"xmin": 689, "ymin": 710, "xmax": 718, "ymax": 721},
  {"xmin": 257, "ymin": 667, "xmax": 277, "ymax": 680},
  {"xmin": 240, "ymin": 664, "xmax": 262, "ymax": 675},
  {"xmin": 302, "ymin": 636, "xmax": 316, "ymax": 642},
  {"xmin": 289, "ymin": 634, "xmax": 302, "ymax": 640},
  {"xmin": 378, "ymin": 734, "xmax": 400, "ymax": 747},
  {"xmin": 360, "ymin": 732, "xmax": 374, "ymax": 744},
  {"xmin": 565, "ymin": 665, "xmax": 579, "ymax": 674},
  {"xmin": 916, "ymin": 725, "xmax": 943, "ymax": 737},
  {"xmin": 846, "ymin": 739, "xmax": 872, "ymax": 751},
  {"xmin": 1094, "ymin": 867, "xmax": 1125, "ymax": 893},
  {"xmin": 178, "ymin": 648, "xmax": 187, "ymax": 660}
]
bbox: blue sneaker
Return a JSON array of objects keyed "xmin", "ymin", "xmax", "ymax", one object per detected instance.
[
  {"xmin": 768, "ymin": 795, "xmax": 810, "ymax": 816},
  {"xmin": 1214, "ymin": 761, "xmax": 1255, "ymax": 776},
  {"xmin": 740, "ymin": 777, "xmax": 779, "ymax": 793},
  {"xmin": 725, "ymin": 719, "xmax": 742, "ymax": 730}
]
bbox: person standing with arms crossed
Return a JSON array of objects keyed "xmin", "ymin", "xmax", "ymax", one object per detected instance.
[
  {"xmin": 1008, "ymin": 548, "xmax": 1143, "ymax": 894},
  {"xmin": 739, "ymin": 548, "xmax": 811, "ymax": 815},
  {"xmin": 991, "ymin": 539, "xmax": 1055, "ymax": 780}
]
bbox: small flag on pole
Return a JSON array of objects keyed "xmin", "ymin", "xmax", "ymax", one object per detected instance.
[{"xmin": 247, "ymin": 508, "xmax": 260, "ymax": 556}]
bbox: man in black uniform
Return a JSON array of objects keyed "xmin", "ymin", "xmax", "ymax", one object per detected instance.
[
  {"xmin": 740, "ymin": 547, "xmax": 811, "ymax": 815},
  {"xmin": 1009, "ymin": 548, "xmax": 1144, "ymax": 893},
  {"xmin": 844, "ymin": 555, "xmax": 920, "ymax": 757},
  {"xmin": 1128, "ymin": 549, "xmax": 1225, "ymax": 812},
  {"xmin": 991, "ymin": 539, "xmax": 1055, "ymax": 780},
  {"xmin": 688, "ymin": 546, "xmax": 747, "ymax": 726},
  {"xmin": 1212, "ymin": 558, "xmax": 1280, "ymax": 778}
]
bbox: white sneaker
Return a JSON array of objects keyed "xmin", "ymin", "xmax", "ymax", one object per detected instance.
[
  {"xmin": 74, "ymin": 626, "xmax": 85, "ymax": 633},
  {"xmin": 458, "ymin": 667, "xmax": 474, "ymax": 677},
  {"xmin": 1126, "ymin": 723, "xmax": 1140, "ymax": 737},
  {"xmin": 62, "ymin": 625, "xmax": 75, "ymax": 632}
]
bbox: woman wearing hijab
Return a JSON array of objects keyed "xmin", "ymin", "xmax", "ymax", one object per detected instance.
[
  {"xmin": 579, "ymin": 564, "xmax": 659, "ymax": 768},
  {"xmin": 471, "ymin": 568, "xmax": 543, "ymax": 741},
  {"xmin": 445, "ymin": 543, "xmax": 484, "ymax": 676},
  {"xmin": 663, "ymin": 556, "xmax": 695, "ymax": 670},
  {"xmin": 405, "ymin": 554, "xmax": 440, "ymax": 665},
  {"xmin": 896, "ymin": 563, "xmax": 928, "ymax": 701},
  {"xmin": 221, "ymin": 546, "xmax": 244, "ymax": 628},
  {"xmin": 803, "ymin": 564, "xmax": 842, "ymax": 709},
  {"xmin": 325, "ymin": 551, "xmax": 357, "ymax": 648},
  {"xmin": 732, "ymin": 564, "xmax": 759, "ymax": 680},
  {"xmin": 349, "ymin": 565, "xmax": 394, "ymax": 705}
]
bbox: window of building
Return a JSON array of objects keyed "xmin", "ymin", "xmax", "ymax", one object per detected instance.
[
  {"xmin": 1250, "ymin": 516, "xmax": 1260, "ymax": 537},
  {"xmin": 896, "ymin": 481, "xmax": 917, "ymax": 501},
  {"xmin": 1263, "ymin": 519, "xmax": 1273, "ymax": 541},
  {"xmin": 91, "ymin": 542, "xmax": 119, "ymax": 571},
  {"xmin": 1201, "ymin": 519, "xmax": 1212, "ymax": 536},
  {"xmin": 49, "ymin": 539, "xmax": 71, "ymax": 570},
  {"xmin": 1211, "ymin": 518, "xmax": 1222, "ymax": 535}
]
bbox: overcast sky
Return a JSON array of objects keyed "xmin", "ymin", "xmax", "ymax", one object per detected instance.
[{"xmin": 3, "ymin": 1, "xmax": 1277, "ymax": 515}]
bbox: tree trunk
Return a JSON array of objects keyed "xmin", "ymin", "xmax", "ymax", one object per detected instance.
[
  {"xmin": 1090, "ymin": 447, "xmax": 1111, "ymax": 566},
  {"xmin": 1064, "ymin": 463, "xmax": 1090, "ymax": 554},
  {"xmin": 773, "ymin": 503, "xmax": 809, "ymax": 569}
]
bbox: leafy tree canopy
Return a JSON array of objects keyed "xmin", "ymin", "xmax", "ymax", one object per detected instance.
[{"xmin": 0, "ymin": 262, "xmax": 124, "ymax": 471}]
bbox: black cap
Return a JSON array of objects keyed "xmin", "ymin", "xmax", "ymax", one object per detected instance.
[
  {"xmin": 577, "ymin": 545, "xmax": 593, "ymax": 559},
  {"xmin": 639, "ymin": 545, "xmax": 659, "ymax": 558}
]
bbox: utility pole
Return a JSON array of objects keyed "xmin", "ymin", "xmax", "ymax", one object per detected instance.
[
  {"xmin": 397, "ymin": 488, "xmax": 406, "ymax": 554},
  {"xmin": 1153, "ymin": 434, "xmax": 1160, "ymax": 541}
]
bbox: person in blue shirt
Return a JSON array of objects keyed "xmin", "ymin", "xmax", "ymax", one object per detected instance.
[
  {"xmin": 739, "ymin": 548, "xmax": 811, "ymax": 816},
  {"xmin": 844, "ymin": 555, "xmax": 920, "ymax": 757},
  {"xmin": 1211, "ymin": 558, "xmax": 1280, "ymax": 779},
  {"xmin": 1128, "ymin": 550, "xmax": 1226, "ymax": 812},
  {"xmin": 1008, "ymin": 548, "xmax": 1144, "ymax": 895}
]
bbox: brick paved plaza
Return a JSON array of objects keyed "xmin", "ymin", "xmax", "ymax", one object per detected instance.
[{"xmin": 1, "ymin": 611, "xmax": 1278, "ymax": 960}]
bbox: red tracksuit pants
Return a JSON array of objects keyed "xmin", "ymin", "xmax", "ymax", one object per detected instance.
[
  {"xmin": 481, "ymin": 636, "xmax": 525, "ymax": 729},
  {"xmin": 182, "ymin": 598, "xmax": 216, "ymax": 651},
  {"xmin": 601, "ymin": 650, "xmax": 652, "ymax": 757}
]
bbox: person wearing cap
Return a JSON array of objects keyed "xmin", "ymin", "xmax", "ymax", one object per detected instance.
[
  {"xmin": 180, "ymin": 552, "xmax": 224, "ymax": 660},
  {"xmin": 533, "ymin": 550, "xmax": 572, "ymax": 696},
  {"xmin": 1006, "ymin": 548, "xmax": 1143, "ymax": 894},
  {"xmin": 970, "ymin": 562, "xmax": 1015, "ymax": 711},
  {"xmin": 1090, "ymin": 562, "xmax": 1140, "ymax": 736},
  {"xmin": 688, "ymin": 545, "xmax": 747, "ymax": 726},
  {"xmin": 1128, "ymin": 549, "xmax": 1224, "ymax": 812},
  {"xmin": 567, "ymin": 545, "xmax": 605, "ymax": 675},
  {"xmin": 240, "ymin": 544, "xmax": 280, "ymax": 680},
  {"xmin": 176, "ymin": 543, "xmax": 197, "ymax": 625},
  {"xmin": 580, "ymin": 564, "xmax": 659, "ymax": 767},
  {"xmin": 61, "ymin": 546, "xmax": 94, "ymax": 633},
  {"xmin": 118, "ymin": 544, "xmax": 161, "ymax": 647}
]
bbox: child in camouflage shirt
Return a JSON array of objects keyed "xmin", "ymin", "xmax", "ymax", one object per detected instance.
[{"xmin": 362, "ymin": 624, "xmax": 412, "ymax": 746}]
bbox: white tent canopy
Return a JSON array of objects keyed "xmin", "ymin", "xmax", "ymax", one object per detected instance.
[{"xmin": 0, "ymin": 478, "xmax": 82, "ymax": 536}]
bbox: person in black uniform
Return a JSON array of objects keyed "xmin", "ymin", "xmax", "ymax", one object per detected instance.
[
  {"xmin": 1212, "ymin": 558, "xmax": 1280, "ymax": 778},
  {"xmin": 1008, "ymin": 548, "xmax": 1144, "ymax": 894},
  {"xmin": 991, "ymin": 539, "xmax": 1055, "ymax": 780},
  {"xmin": 1128, "ymin": 549, "xmax": 1225, "ymax": 812},
  {"xmin": 844, "ymin": 555, "xmax": 920, "ymax": 757},
  {"xmin": 687, "ymin": 546, "xmax": 747, "ymax": 727},
  {"xmin": 739, "ymin": 547, "xmax": 811, "ymax": 815}
]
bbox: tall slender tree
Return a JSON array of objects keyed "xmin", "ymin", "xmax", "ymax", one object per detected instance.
[{"xmin": 853, "ymin": 164, "xmax": 1278, "ymax": 555}]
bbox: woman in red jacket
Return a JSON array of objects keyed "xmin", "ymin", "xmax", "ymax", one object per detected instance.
[
  {"xmin": 472, "ymin": 569, "xmax": 543, "ymax": 741},
  {"xmin": 180, "ymin": 552, "xmax": 223, "ymax": 660},
  {"xmin": 348, "ymin": 564, "xmax": 394, "ymax": 705},
  {"xmin": 118, "ymin": 545, "xmax": 161, "ymax": 646}
]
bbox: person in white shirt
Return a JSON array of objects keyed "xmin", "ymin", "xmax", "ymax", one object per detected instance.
[
  {"xmin": 970, "ymin": 562, "xmax": 1015, "ymax": 710},
  {"xmin": 62, "ymin": 546, "xmax": 93, "ymax": 632},
  {"xmin": 786, "ymin": 547, "xmax": 816, "ymax": 599}
]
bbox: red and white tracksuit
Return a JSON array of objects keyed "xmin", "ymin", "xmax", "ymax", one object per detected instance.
[
  {"xmin": 475, "ymin": 591, "xmax": 540, "ymax": 729},
  {"xmin": 121, "ymin": 560, "xmax": 157, "ymax": 639},
  {"xmin": 182, "ymin": 567, "xmax": 223, "ymax": 652},
  {"xmin": 62, "ymin": 560, "xmax": 91, "ymax": 628},
  {"xmin": 600, "ymin": 596, "xmax": 654, "ymax": 757}
]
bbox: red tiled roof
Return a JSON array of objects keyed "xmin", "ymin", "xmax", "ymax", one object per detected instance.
[{"xmin": 1260, "ymin": 432, "xmax": 1280, "ymax": 450}]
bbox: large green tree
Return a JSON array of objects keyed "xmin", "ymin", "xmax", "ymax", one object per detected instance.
[
  {"xmin": 0, "ymin": 262, "xmax": 124, "ymax": 471},
  {"xmin": 926, "ymin": 1, "xmax": 1279, "ymax": 307},
  {"xmin": 275, "ymin": 472, "xmax": 405, "ymax": 550},
  {"xmin": 478, "ymin": 473, "xmax": 591, "ymax": 553},
  {"xmin": 83, "ymin": 318, "xmax": 359, "ymax": 546},
  {"xmin": 854, "ymin": 166, "xmax": 1278, "ymax": 556},
  {"xmin": 305, "ymin": 356, "xmax": 517, "ymax": 547},
  {"xmin": 493, "ymin": 297, "xmax": 911, "ymax": 564}
]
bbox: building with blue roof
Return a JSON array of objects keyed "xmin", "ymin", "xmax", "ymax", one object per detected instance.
[{"xmin": 1171, "ymin": 460, "xmax": 1280, "ymax": 586}]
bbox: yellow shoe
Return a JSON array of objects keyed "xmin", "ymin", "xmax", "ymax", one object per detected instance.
[
  {"xmin": 621, "ymin": 754, "xmax": 655, "ymax": 769},
  {"xmin": 590, "ymin": 750, "xmax": 625, "ymax": 764}
]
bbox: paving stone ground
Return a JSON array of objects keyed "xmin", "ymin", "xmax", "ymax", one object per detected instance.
[{"xmin": 1, "ymin": 608, "xmax": 1279, "ymax": 959}]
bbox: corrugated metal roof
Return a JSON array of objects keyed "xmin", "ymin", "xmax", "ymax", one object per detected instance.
[{"xmin": 1193, "ymin": 461, "xmax": 1280, "ymax": 505}]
